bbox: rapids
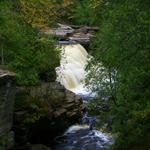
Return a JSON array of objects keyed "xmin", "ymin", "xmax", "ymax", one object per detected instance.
[{"xmin": 55, "ymin": 124, "xmax": 113, "ymax": 150}]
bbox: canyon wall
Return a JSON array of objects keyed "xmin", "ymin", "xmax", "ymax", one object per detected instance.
[{"xmin": 0, "ymin": 70, "xmax": 16, "ymax": 149}]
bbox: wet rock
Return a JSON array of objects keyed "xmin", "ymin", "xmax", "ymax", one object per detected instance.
[
  {"xmin": 54, "ymin": 109, "xmax": 67, "ymax": 117},
  {"xmin": 63, "ymin": 103, "xmax": 75, "ymax": 110},
  {"xmin": 68, "ymin": 32, "xmax": 93, "ymax": 45},
  {"xmin": 55, "ymin": 125, "xmax": 113, "ymax": 150},
  {"xmin": 43, "ymin": 23, "xmax": 99, "ymax": 45},
  {"xmin": 43, "ymin": 24, "xmax": 74, "ymax": 37},
  {"xmin": 30, "ymin": 144, "xmax": 52, "ymax": 150},
  {"xmin": 66, "ymin": 98, "xmax": 74, "ymax": 103},
  {"xmin": 13, "ymin": 82, "xmax": 83, "ymax": 147},
  {"xmin": 83, "ymin": 142, "xmax": 103, "ymax": 150},
  {"xmin": 66, "ymin": 112, "xmax": 78, "ymax": 118},
  {"xmin": 0, "ymin": 69, "xmax": 15, "ymax": 150}
]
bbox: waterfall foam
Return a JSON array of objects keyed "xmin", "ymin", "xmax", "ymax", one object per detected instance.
[{"xmin": 56, "ymin": 44, "xmax": 90, "ymax": 95}]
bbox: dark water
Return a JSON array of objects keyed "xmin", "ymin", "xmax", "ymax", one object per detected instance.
[
  {"xmin": 54, "ymin": 93, "xmax": 113, "ymax": 150},
  {"xmin": 54, "ymin": 125, "xmax": 113, "ymax": 150},
  {"xmin": 54, "ymin": 110, "xmax": 113, "ymax": 150}
]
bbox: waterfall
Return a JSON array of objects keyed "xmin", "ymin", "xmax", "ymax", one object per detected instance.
[
  {"xmin": 56, "ymin": 44, "xmax": 89, "ymax": 95},
  {"xmin": 55, "ymin": 44, "xmax": 114, "ymax": 150}
]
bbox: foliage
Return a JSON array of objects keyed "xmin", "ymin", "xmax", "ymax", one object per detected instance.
[
  {"xmin": 15, "ymin": 88, "xmax": 52, "ymax": 125},
  {"xmin": 0, "ymin": 0, "xmax": 60, "ymax": 85},
  {"xmin": 19, "ymin": 0, "xmax": 74, "ymax": 28},
  {"xmin": 85, "ymin": 0, "xmax": 150, "ymax": 149},
  {"xmin": 70, "ymin": 0, "xmax": 108, "ymax": 25},
  {"xmin": 0, "ymin": 135, "xmax": 9, "ymax": 148},
  {"xmin": 0, "ymin": 133, "xmax": 13, "ymax": 149},
  {"xmin": 85, "ymin": 58, "xmax": 118, "ymax": 105},
  {"xmin": 1, "ymin": 0, "xmax": 149, "ymax": 149},
  {"xmin": 24, "ymin": 98, "xmax": 51, "ymax": 124}
]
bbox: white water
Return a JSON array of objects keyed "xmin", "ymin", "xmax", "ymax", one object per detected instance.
[
  {"xmin": 65, "ymin": 125, "xmax": 113, "ymax": 145},
  {"xmin": 55, "ymin": 44, "xmax": 113, "ymax": 150},
  {"xmin": 55, "ymin": 125, "xmax": 113, "ymax": 150},
  {"xmin": 56, "ymin": 44, "xmax": 90, "ymax": 95}
]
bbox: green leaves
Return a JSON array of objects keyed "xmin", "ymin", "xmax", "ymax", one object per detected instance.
[
  {"xmin": 70, "ymin": 0, "xmax": 99, "ymax": 25},
  {"xmin": 0, "ymin": 0, "xmax": 60, "ymax": 85},
  {"xmin": 85, "ymin": 0, "xmax": 150, "ymax": 149}
]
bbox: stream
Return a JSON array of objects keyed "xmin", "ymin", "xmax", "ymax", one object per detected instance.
[
  {"xmin": 55, "ymin": 125, "xmax": 113, "ymax": 150},
  {"xmin": 54, "ymin": 107, "xmax": 113, "ymax": 150},
  {"xmin": 55, "ymin": 43, "xmax": 113, "ymax": 150}
]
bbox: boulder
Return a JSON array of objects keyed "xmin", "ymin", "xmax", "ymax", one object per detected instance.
[{"xmin": 13, "ymin": 82, "xmax": 83, "ymax": 147}]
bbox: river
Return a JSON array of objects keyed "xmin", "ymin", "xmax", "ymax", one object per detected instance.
[{"xmin": 55, "ymin": 44, "xmax": 113, "ymax": 150}]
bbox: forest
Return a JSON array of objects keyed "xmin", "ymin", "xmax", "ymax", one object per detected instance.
[{"xmin": 0, "ymin": 0, "xmax": 149, "ymax": 150}]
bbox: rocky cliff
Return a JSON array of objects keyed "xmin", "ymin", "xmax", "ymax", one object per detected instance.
[
  {"xmin": 0, "ymin": 69, "xmax": 16, "ymax": 149},
  {"xmin": 0, "ymin": 69, "xmax": 84, "ymax": 150},
  {"xmin": 13, "ymin": 82, "xmax": 84, "ymax": 149}
]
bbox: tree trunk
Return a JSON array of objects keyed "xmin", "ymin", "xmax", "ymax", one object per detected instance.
[
  {"xmin": 1, "ymin": 45, "xmax": 4, "ymax": 65},
  {"xmin": 108, "ymin": 71, "xmax": 117, "ymax": 106}
]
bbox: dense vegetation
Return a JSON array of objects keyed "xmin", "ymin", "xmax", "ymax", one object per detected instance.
[
  {"xmin": 19, "ymin": 0, "xmax": 73, "ymax": 28},
  {"xmin": 0, "ymin": 0, "xmax": 149, "ymax": 149},
  {"xmin": 0, "ymin": 0, "xmax": 60, "ymax": 85},
  {"xmin": 75, "ymin": 0, "xmax": 150, "ymax": 149}
]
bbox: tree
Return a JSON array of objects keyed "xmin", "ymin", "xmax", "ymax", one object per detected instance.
[
  {"xmin": 18, "ymin": 0, "xmax": 74, "ymax": 28},
  {"xmin": 85, "ymin": 58, "xmax": 118, "ymax": 105},
  {"xmin": 85, "ymin": 0, "xmax": 150, "ymax": 149},
  {"xmin": 0, "ymin": 0, "xmax": 60, "ymax": 85}
]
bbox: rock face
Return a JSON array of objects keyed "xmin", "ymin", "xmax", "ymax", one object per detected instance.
[
  {"xmin": 13, "ymin": 82, "xmax": 84, "ymax": 149},
  {"xmin": 0, "ymin": 69, "xmax": 16, "ymax": 149},
  {"xmin": 42, "ymin": 23, "xmax": 99, "ymax": 46}
]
